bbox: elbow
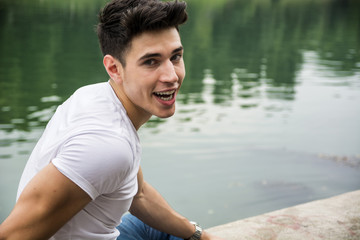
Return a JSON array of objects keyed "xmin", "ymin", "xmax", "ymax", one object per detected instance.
[
  {"xmin": 129, "ymin": 182, "xmax": 148, "ymax": 216},
  {"xmin": 129, "ymin": 193, "xmax": 147, "ymax": 218},
  {"xmin": 0, "ymin": 227, "xmax": 11, "ymax": 240},
  {"xmin": 0, "ymin": 221, "xmax": 20, "ymax": 240},
  {"xmin": 0, "ymin": 226, "xmax": 7, "ymax": 240},
  {"xmin": 129, "ymin": 196, "xmax": 142, "ymax": 217}
]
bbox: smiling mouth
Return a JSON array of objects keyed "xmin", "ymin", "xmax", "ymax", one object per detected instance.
[{"xmin": 153, "ymin": 89, "xmax": 176, "ymax": 101}]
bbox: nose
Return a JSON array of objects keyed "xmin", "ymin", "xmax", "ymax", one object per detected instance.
[{"xmin": 159, "ymin": 59, "xmax": 179, "ymax": 84}]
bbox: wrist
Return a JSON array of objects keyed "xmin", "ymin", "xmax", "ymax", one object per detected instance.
[{"xmin": 185, "ymin": 221, "xmax": 203, "ymax": 240}]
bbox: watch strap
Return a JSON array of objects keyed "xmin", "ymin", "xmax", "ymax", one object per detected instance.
[{"xmin": 185, "ymin": 221, "xmax": 202, "ymax": 240}]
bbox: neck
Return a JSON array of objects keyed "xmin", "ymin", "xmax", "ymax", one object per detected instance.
[{"xmin": 109, "ymin": 79, "xmax": 151, "ymax": 130}]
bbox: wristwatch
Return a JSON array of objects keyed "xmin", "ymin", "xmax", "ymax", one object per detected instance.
[{"xmin": 185, "ymin": 221, "xmax": 203, "ymax": 240}]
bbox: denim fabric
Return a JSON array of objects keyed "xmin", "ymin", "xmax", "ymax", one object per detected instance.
[{"xmin": 116, "ymin": 213, "xmax": 183, "ymax": 240}]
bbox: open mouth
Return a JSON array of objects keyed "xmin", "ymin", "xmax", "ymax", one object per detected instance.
[{"xmin": 153, "ymin": 89, "xmax": 176, "ymax": 101}]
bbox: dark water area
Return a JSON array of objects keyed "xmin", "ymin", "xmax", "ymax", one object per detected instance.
[{"xmin": 1, "ymin": 0, "xmax": 360, "ymax": 227}]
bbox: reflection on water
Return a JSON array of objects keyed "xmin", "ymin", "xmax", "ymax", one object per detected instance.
[{"xmin": 1, "ymin": 0, "xmax": 360, "ymax": 227}]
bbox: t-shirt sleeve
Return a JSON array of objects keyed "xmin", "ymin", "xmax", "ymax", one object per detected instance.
[{"xmin": 52, "ymin": 132, "xmax": 134, "ymax": 200}]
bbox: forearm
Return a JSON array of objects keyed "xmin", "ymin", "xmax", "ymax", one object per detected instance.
[{"xmin": 130, "ymin": 181, "xmax": 195, "ymax": 239}]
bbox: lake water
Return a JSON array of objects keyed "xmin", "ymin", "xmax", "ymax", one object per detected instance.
[{"xmin": 1, "ymin": 0, "xmax": 360, "ymax": 228}]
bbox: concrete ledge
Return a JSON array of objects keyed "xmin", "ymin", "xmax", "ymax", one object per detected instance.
[{"xmin": 207, "ymin": 190, "xmax": 360, "ymax": 240}]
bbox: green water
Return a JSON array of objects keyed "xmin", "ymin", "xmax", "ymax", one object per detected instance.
[{"xmin": 1, "ymin": 0, "xmax": 360, "ymax": 228}]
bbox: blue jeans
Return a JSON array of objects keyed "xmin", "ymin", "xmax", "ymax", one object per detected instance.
[{"xmin": 116, "ymin": 213, "xmax": 183, "ymax": 240}]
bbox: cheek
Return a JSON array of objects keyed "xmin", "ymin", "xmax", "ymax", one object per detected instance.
[
  {"xmin": 125, "ymin": 71, "xmax": 151, "ymax": 94},
  {"xmin": 181, "ymin": 69, "xmax": 186, "ymax": 81},
  {"xmin": 177, "ymin": 65, "xmax": 186, "ymax": 82}
]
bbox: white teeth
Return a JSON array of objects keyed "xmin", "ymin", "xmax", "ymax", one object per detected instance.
[
  {"xmin": 154, "ymin": 90, "xmax": 176, "ymax": 96},
  {"xmin": 158, "ymin": 95, "xmax": 174, "ymax": 101},
  {"xmin": 154, "ymin": 90, "xmax": 176, "ymax": 101}
]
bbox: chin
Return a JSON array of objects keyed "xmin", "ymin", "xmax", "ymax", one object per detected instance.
[
  {"xmin": 157, "ymin": 113, "xmax": 175, "ymax": 119},
  {"xmin": 155, "ymin": 109, "xmax": 176, "ymax": 119}
]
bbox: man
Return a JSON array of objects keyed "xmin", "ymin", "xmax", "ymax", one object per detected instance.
[{"xmin": 0, "ymin": 0, "xmax": 223, "ymax": 239}]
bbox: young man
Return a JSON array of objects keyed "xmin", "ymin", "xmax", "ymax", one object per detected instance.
[{"xmin": 0, "ymin": 0, "xmax": 223, "ymax": 239}]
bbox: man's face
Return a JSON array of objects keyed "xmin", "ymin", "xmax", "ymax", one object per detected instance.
[{"xmin": 120, "ymin": 27, "xmax": 185, "ymax": 122}]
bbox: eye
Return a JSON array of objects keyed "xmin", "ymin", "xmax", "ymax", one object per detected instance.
[
  {"xmin": 171, "ymin": 53, "xmax": 182, "ymax": 62},
  {"xmin": 143, "ymin": 59, "xmax": 158, "ymax": 67}
]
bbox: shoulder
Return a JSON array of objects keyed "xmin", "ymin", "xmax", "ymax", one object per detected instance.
[
  {"xmin": 69, "ymin": 82, "xmax": 115, "ymax": 111},
  {"xmin": 55, "ymin": 82, "xmax": 126, "ymax": 130},
  {"xmin": 59, "ymin": 131, "xmax": 134, "ymax": 170},
  {"xmin": 54, "ymin": 132, "xmax": 136, "ymax": 198}
]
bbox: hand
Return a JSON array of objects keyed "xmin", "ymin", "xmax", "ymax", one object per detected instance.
[{"xmin": 201, "ymin": 231, "xmax": 225, "ymax": 240}]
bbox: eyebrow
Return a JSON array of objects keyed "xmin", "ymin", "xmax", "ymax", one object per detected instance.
[{"xmin": 138, "ymin": 46, "xmax": 184, "ymax": 62}]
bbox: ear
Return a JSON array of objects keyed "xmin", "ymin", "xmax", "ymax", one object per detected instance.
[{"xmin": 103, "ymin": 55, "xmax": 124, "ymax": 83}]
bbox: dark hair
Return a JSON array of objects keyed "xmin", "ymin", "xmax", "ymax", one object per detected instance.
[{"xmin": 96, "ymin": 0, "xmax": 188, "ymax": 66}]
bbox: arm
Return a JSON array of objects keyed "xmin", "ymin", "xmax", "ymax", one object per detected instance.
[
  {"xmin": 129, "ymin": 167, "xmax": 223, "ymax": 240},
  {"xmin": 0, "ymin": 163, "xmax": 92, "ymax": 240}
]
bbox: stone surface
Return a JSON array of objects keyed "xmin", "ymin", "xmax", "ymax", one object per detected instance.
[{"xmin": 207, "ymin": 190, "xmax": 360, "ymax": 240}]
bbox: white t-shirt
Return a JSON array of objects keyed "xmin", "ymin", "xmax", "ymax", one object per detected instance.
[{"xmin": 16, "ymin": 82, "xmax": 141, "ymax": 240}]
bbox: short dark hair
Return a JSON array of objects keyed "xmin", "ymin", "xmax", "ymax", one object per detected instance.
[{"xmin": 96, "ymin": 0, "xmax": 188, "ymax": 66}]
